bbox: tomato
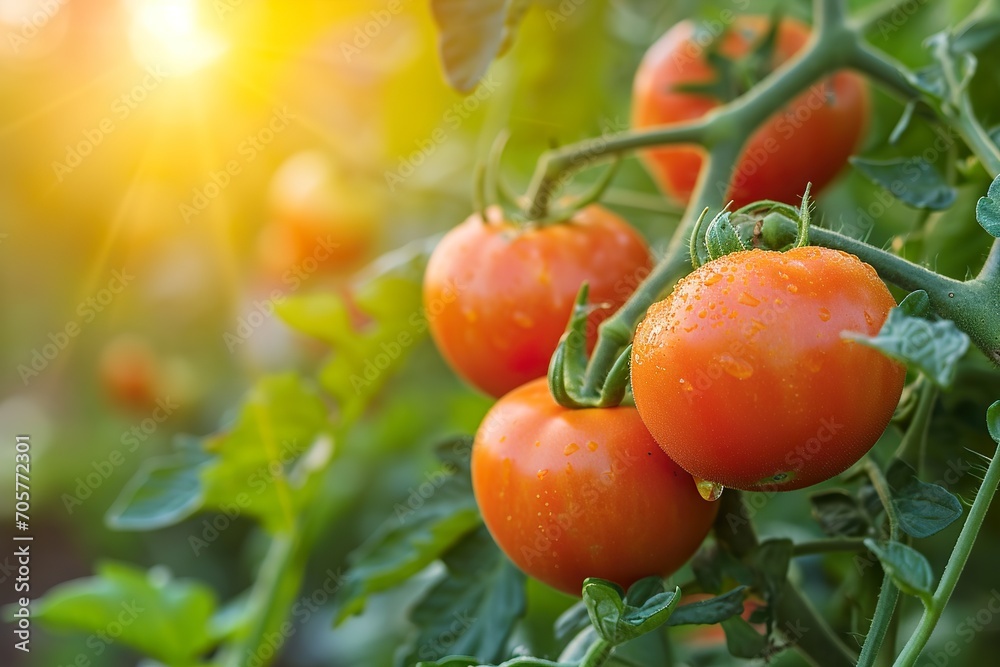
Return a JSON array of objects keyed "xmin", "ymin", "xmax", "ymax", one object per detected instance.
[
  {"xmin": 424, "ymin": 205, "xmax": 652, "ymax": 398},
  {"xmin": 472, "ymin": 378, "xmax": 719, "ymax": 596},
  {"xmin": 631, "ymin": 247, "xmax": 905, "ymax": 492},
  {"xmin": 631, "ymin": 16, "xmax": 868, "ymax": 207},
  {"xmin": 257, "ymin": 150, "xmax": 380, "ymax": 278},
  {"xmin": 99, "ymin": 334, "xmax": 161, "ymax": 413}
]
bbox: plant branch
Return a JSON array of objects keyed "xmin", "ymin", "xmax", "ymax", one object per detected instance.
[
  {"xmin": 857, "ymin": 460, "xmax": 901, "ymax": 667},
  {"xmin": 893, "ymin": 431, "xmax": 1000, "ymax": 665}
]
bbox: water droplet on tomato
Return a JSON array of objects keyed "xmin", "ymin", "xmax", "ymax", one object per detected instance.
[
  {"xmin": 778, "ymin": 271, "xmax": 789, "ymax": 280},
  {"xmin": 738, "ymin": 292, "xmax": 760, "ymax": 307},
  {"xmin": 537, "ymin": 469, "xmax": 548, "ymax": 480},
  {"xmin": 698, "ymin": 309, "xmax": 708, "ymax": 319},
  {"xmin": 683, "ymin": 324, "xmax": 699, "ymax": 332},
  {"xmin": 704, "ymin": 273, "xmax": 723, "ymax": 286},
  {"xmin": 787, "ymin": 284, "xmax": 798, "ymax": 294},
  {"xmin": 564, "ymin": 442, "xmax": 579, "ymax": 456},
  {"xmin": 818, "ymin": 308, "xmax": 831, "ymax": 322},
  {"xmin": 716, "ymin": 354, "xmax": 754, "ymax": 379},
  {"xmin": 864, "ymin": 311, "xmax": 875, "ymax": 328},
  {"xmin": 695, "ymin": 478, "xmax": 724, "ymax": 501},
  {"xmin": 587, "ymin": 441, "xmax": 599, "ymax": 452}
]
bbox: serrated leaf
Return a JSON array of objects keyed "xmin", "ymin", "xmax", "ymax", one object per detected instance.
[
  {"xmin": 30, "ymin": 562, "xmax": 217, "ymax": 665},
  {"xmin": 721, "ymin": 616, "xmax": 768, "ymax": 659},
  {"xmin": 810, "ymin": 490, "xmax": 871, "ymax": 537},
  {"xmin": 335, "ymin": 438, "xmax": 481, "ymax": 622},
  {"xmin": 199, "ymin": 374, "xmax": 330, "ymax": 533},
  {"xmin": 669, "ymin": 587, "xmax": 747, "ymax": 626},
  {"xmin": 846, "ymin": 304, "xmax": 970, "ymax": 388},
  {"xmin": 864, "ymin": 539, "xmax": 934, "ymax": 601},
  {"xmin": 430, "ymin": 0, "xmax": 525, "ymax": 93},
  {"xmin": 705, "ymin": 212, "xmax": 748, "ymax": 259},
  {"xmin": 975, "ymin": 174, "xmax": 1000, "ymax": 237},
  {"xmin": 888, "ymin": 461, "xmax": 963, "ymax": 538},
  {"xmin": 582, "ymin": 577, "xmax": 679, "ymax": 645},
  {"xmin": 400, "ymin": 526, "xmax": 525, "ymax": 667},
  {"xmin": 105, "ymin": 445, "xmax": 209, "ymax": 531},
  {"xmin": 850, "ymin": 157, "xmax": 957, "ymax": 211}
]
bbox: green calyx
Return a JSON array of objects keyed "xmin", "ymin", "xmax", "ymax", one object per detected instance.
[
  {"xmin": 689, "ymin": 184, "xmax": 814, "ymax": 268},
  {"xmin": 548, "ymin": 283, "xmax": 632, "ymax": 409}
]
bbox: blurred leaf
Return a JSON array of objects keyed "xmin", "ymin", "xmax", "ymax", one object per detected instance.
[
  {"xmin": 400, "ymin": 526, "xmax": 526, "ymax": 667},
  {"xmin": 975, "ymin": 173, "xmax": 1000, "ymax": 237},
  {"xmin": 721, "ymin": 616, "xmax": 768, "ymax": 659},
  {"xmin": 849, "ymin": 157, "xmax": 957, "ymax": 211},
  {"xmin": 989, "ymin": 400, "xmax": 1000, "ymax": 443},
  {"xmin": 863, "ymin": 539, "xmax": 934, "ymax": 601},
  {"xmin": 845, "ymin": 302, "xmax": 970, "ymax": 388},
  {"xmin": 105, "ymin": 446, "xmax": 210, "ymax": 531},
  {"xmin": 199, "ymin": 374, "xmax": 330, "ymax": 534},
  {"xmin": 554, "ymin": 600, "xmax": 591, "ymax": 641},
  {"xmin": 335, "ymin": 438, "xmax": 481, "ymax": 622},
  {"xmin": 279, "ymin": 239, "xmax": 432, "ymax": 424},
  {"xmin": 810, "ymin": 490, "xmax": 872, "ymax": 537},
  {"xmin": 669, "ymin": 587, "xmax": 747, "ymax": 626},
  {"xmin": 30, "ymin": 562, "xmax": 216, "ymax": 665},
  {"xmin": 954, "ymin": 16, "xmax": 1000, "ymax": 53},
  {"xmin": 430, "ymin": 0, "xmax": 529, "ymax": 93},
  {"xmin": 583, "ymin": 577, "xmax": 680, "ymax": 645},
  {"xmin": 887, "ymin": 461, "xmax": 963, "ymax": 538}
]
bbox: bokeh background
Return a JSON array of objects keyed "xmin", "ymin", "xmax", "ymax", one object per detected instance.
[{"xmin": 2, "ymin": 0, "xmax": 1000, "ymax": 665}]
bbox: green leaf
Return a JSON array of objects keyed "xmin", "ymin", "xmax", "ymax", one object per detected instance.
[
  {"xmin": 554, "ymin": 600, "xmax": 590, "ymax": 640},
  {"xmin": 279, "ymin": 239, "xmax": 432, "ymax": 424},
  {"xmin": 988, "ymin": 400, "xmax": 1000, "ymax": 443},
  {"xmin": 863, "ymin": 539, "xmax": 934, "ymax": 602},
  {"xmin": 748, "ymin": 539, "xmax": 792, "ymax": 600},
  {"xmin": 668, "ymin": 587, "xmax": 747, "ymax": 626},
  {"xmin": 888, "ymin": 461, "xmax": 963, "ymax": 539},
  {"xmin": 898, "ymin": 290, "xmax": 931, "ymax": 318},
  {"xmin": 975, "ymin": 174, "xmax": 1000, "ymax": 237},
  {"xmin": 809, "ymin": 490, "xmax": 871, "ymax": 537},
  {"xmin": 721, "ymin": 616, "xmax": 768, "ymax": 659},
  {"xmin": 429, "ymin": 0, "xmax": 528, "ymax": 93},
  {"xmin": 105, "ymin": 445, "xmax": 209, "ymax": 531},
  {"xmin": 335, "ymin": 438, "xmax": 481, "ymax": 622},
  {"xmin": 849, "ymin": 157, "xmax": 957, "ymax": 211},
  {"xmin": 582, "ymin": 577, "xmax": 680, "ymax": 645},
  {"xmin": 199, "ymin": 374, "xmax": 330, "ymax": 533},
  {"xmin": 954, "ymin": 16, "xmax": 1000, "ymax": 53},
  {"xmin": 845, "ymin": 303, "xmax": 970, "ymax": 388},
  {"xmin": 30, "ymin": 562, "xmax": 217, "ymax": 665},
  {"xmin": 400, "ymin": 526, "xmax": 526, "ymax": 667}
]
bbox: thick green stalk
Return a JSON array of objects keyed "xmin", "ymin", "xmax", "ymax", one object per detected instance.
[{"xmin": 893, "ymin": 433, "xmax": 1000, "ymax": 665}]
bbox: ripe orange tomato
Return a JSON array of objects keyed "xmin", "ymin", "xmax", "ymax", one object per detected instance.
[
  {"xmin": 631, "ymin": 247, "xmax": 905, "ymax": 492},
  {"xmin": 631, "ymin": 16, "xmax": 868, "ymax": 206},
  {"xmin": 424, "ymin": 205, "xmax": 652, "ymax": 398},
  {"xmin": 257, "ymin": 150, "xmax": 380, "ymax": 278},
  {"xmin": 471, "ymin": 378, "xmax": 719, "ymax": 596}
]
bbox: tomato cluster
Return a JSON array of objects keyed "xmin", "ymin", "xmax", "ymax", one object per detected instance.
[{"xmin": 425, "ymin": 15, "xmax": 899, "ymax": 597}]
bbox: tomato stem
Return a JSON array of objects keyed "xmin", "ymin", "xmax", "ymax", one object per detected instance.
[
  {"xmin": 856, "ymin": 460, "xmax": 902, "ymax": 667},
  {"xmin": 893, "ymin": 380, "xmax": 939, "ymax": 470},
  {"xmin": 892, "ymin": 406, "xmax": 1000, "ymax": 666},
  {"xmin": 578, "ymin": 638, "xmax": 613, "ymax": 667}
]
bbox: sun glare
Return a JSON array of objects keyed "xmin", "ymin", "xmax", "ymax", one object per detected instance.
[{"xmin": 127, "ymin": 0, "xmax": 227, "ymax": 76}]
